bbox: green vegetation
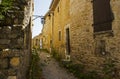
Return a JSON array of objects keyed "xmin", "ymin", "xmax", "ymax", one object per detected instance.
[
  {"xmin": 39, "ymin": 49, "xmax": 49, "ymax": 53},
  {"xmin": 0, "ymin": 0, "xmax": 13, "ymax": 20},
  {"xmin": 51, "ymin": 49, "xmax": 62, "ymax": 62},
  {"xmin": 61, "ymin": 62, "xmax": 102, "ymax": 79},
  {"xmin": 29, "ymin": 49, "xmax": 43, "ymax": 79},
  {"xmin": 102, "ymin": 58, "xmax": 117, "ymax": 79},
  {"xmin": 0, "ymin": 73, "xmax": 5, "ymax": 79},
  {"xmin": 50, "ymin": 49, "xmax": 118, "ymax": 79},
  {"xmin": 61, "ymin": 60, "xmax": 117, "ymax": 79},
  {"xmin": 50, "ymin": 49, "xmax": 104, "ymax": 79}
]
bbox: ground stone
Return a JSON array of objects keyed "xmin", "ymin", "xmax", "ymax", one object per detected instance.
[
  {"xmin": 39, "ymin": 51, "xmax": 77, "ymax": 79},
  {"xmin": 7, "ymin": 76, "xmax": 17, "ymax": 79},
  {"xmin": 10, "ymin": 57, "xmax": 20, "ymax": 67}
]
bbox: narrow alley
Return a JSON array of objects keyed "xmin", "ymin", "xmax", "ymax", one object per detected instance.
[
  {"xmin": 0, "ymin": 0, "xmax": 120, "ymax": 79},
  {"xmin": 39, "ymin": 51, "xmax": 77, "ymax": 79}
]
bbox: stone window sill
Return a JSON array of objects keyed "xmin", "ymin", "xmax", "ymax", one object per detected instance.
[{"xmin": 94, "ymin": 30, "xmax": 114, "ymax": 38}]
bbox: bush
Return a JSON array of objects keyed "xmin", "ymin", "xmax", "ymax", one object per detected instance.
[
  {"xmin": 29, "ymin": 49, "xmax": 43, "ymax": 79},
  {"xmin": 39, "ymin": 49, "xmax": 49, "ymax": 53},
  {"xmin": 50, "ymin": 48, "xmax": 104, "ymax": 79},
  {"xmin": 62, "ymin": 62, "xmax": 102, "ymax": 79},
  {"xmin": 0, "ymin": 0, "xmax": 13, "ymax": 19},
  {"xmin": 51, "ymin": 49, "xmax": 62, "ymax": 62}
]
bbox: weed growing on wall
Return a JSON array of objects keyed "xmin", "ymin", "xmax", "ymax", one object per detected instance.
[
  {"xmin": 102, "ymin": 58, "xmax": 118, "ymax": 79},
  {"xmin": 0, "ymin": 0, "xmax": 13, "ymax": 20},
  {"xmin": 51, "ymin": 48, "xmax": 62, "ymax": 62},
  {"xmin": 61, "ymin": 62, "xmax": 103, "ymax": 79},
  {"xmin": 29, "ymin": 49, "xmax": 43, "ymax": 79}
]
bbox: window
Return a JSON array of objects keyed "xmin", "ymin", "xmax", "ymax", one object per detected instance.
[
  {"xmin": 57, "ymin": 7, "xmax": 59, "ymax": 12},
  {"xmin": 93, "ymin": 0, "xmax": 114, "ymax": 32},
  {"xmin": 58, "ymin": 31, "xmax": 61, "ymax": 41},
  {"xmin": 48, "ymin": 13, "xmax": 51, "ymax": 20},
  {"xmin": 36, "ymin": 39, "xmax": 38, "ymax": 46},
  {"xmin": 66, "ymin": 28, "xmax": 70, "ymax": 55}
]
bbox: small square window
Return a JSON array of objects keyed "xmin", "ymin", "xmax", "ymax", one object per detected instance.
[
  {"xmin": 58, "ymin": 31, "xmax": 61, "ymax": 41},
  {"xmin": 57, "ymin": 7, "xmax": 59, "ymax": 12}
]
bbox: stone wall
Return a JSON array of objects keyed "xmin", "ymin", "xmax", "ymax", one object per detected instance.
[
  {"xmin": 42, "ymin": 0, "xmax": 70, "ymax": 56},
  {"xmin": 42, "ymin": 12, "xmax": 52, "ymax": 51},
  {"xmin": 0, "ymin": 0, "xmax": 33, "ymax": 79},
  {"xmin": 70, "ymin": 0, "xmax": 120, "ymax": 78},
  {"xmin": 70, "ymin": 0, "xmax": 94, "ymax": 66},
  {"xmin": 32, "ymin": 33, "xmax": 43, "ymax": 49},
  {"xmin": 42, "ymin": 0, "xmax": 120, "ymax": 77},
  {"xmin": 51, "ymin": 0, "xmax": 70, "ymax": 58}
]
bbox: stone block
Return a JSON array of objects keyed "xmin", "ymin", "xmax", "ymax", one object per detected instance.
[
  {"xmin": 8, "ymin": 34, "xmax": 18, "ymax": 38},
  {"xmin": 7, "ymin": 76, "xmax": 16, "ymax": 79},
  {"xmin": 0, "ymin": 45, "xmax": 9, "ymax": 49},
  {"xmin": 0, "ymin": 58, "xmax": 9, "ymax": 69},
  {"xmin": 10, "ymin": 57, "xmax": 20, "ymax": 67},
  {"xmin": 0, "ymin": 34, "xmax": 7, "ymax": 39},
  {"xmin": 2, "ymin": 26, "xmax": 11, "ymax": 34},
  {"xmin": 17, "ymin": 38, "xmax": 23, "ymax": 45},
  {"xmin": 0, "ymin": 39, "xmax": 10, "ymax": 45},
  {"xmin": 7, "ymin": 69, "xmax": 17, "ymax": 75}
]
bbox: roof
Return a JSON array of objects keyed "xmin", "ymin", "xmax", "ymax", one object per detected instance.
[
  {"xmin": 49, "ymin": 0, "xmax": 60, "ymax": 11},
  {"xmin": 43, "ymin": 10, "xmax": 50, "ymax": 19}
]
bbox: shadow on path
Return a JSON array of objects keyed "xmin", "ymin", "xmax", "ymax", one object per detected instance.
[{"xmin": 39, "ymin": 51, "xmax": 77, "ymax": 79}]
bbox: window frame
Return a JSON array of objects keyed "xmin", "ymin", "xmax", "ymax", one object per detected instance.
[{"xmin": 93, "ymin": 0, "xmax": 114, "ymax": 33}]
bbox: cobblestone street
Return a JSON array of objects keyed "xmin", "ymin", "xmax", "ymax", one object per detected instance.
[{"xmin": 39, "ymin": 51, "xmax": 77, "ymax": 79}]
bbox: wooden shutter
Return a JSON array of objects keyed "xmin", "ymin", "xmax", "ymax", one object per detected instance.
[
  {"xmin": 93, "ymin": 0, "xmax": 114, "ymax": 32},
  {"xmin": 59, "ymin": 31, "xmax": 61, "ymax": 41}
]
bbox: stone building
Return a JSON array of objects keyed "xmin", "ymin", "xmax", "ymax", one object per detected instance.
[
  {"xmin": 42, "ymin": 0, "xmax": 70, "ymax": 58},
  {"xmin": 32, "ymin": 35, "xmax": 40, "ymax": 49},
  {"xmin": 70, "ymin": 0, "xmax": 120, "ymax": 78},
  {"xmin": 42, "ymin": 11, "xmax": 53, "ymax": 52},
  {"xmin": 0, "ymin": 0, "xmax": 34, "ymax": 79},
  {"xmin": 51, "ymin": 0, "xmax": 70, "ymax": 58},
  {"xmin": 32, "ymin": 33, "xmax": 43, "ymax": 49},
  {"xmin": 42, "ymin": 0, "xmax": 120, "ymax": 78}
]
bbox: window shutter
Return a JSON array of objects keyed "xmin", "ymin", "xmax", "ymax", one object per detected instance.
[{"xmin": 93, "ymin": 0, "xmax": 114, "ymax": 32}]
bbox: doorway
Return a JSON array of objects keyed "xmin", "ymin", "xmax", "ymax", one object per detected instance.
[{"xmin": 66, "ymin": 28, "xmax": 70, "ymax": 55}]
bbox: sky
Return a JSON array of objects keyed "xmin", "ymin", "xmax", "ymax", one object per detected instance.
[{"xmin": 32, "ymin": 0, "xmax": 52, "ymax": 38}]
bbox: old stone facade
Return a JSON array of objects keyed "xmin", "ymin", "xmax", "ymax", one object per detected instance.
[
  {"xmin": 32, "ymin": 33, "xmax": 43, "ymax": 49},
  {"xmin": 42, "ymin": 12, "xmax": 53, "ymax": 52},
  {"xmin": 42, "ymin": 0, "xmax": 70, "ymax": 57},
  {"xmin": 42, "ymin": 0, "xmax": 120, "ymax": 78},
  {"xmin": 0, "ymin": 0, "xmax": 34, "ymax": 79},
  {"xmin": 52, "ymin": 0, "xmax": 70, "ymax": 58},
  {"xmin": 70, "ymin": 0, "xmax": 94, "ymax": 67},
  {"xmin": 70, "ymin": 0, "xmax": 120, "ymax": 78}
]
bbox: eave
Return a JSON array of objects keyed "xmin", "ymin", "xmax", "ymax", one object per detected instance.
[{"xmin": 49, "ymin": 0, "xmax": 60, "ymax": 11}]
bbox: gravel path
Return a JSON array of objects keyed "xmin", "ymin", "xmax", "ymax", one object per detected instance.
[{"xmin": 39, "ymin": 51, "xmax": 77, "ymax": 79}]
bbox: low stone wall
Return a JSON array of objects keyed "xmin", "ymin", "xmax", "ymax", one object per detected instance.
[
  {"xmin": 70, "ymin": 0, "xmax": 120, "ymax": 78},
  {"xmin": 0, "ymin": 26, "xmax": 24, "ymax": 50},
  {"xmin": 0, "ymin": 26, "xmax": 31, "ymax": 79},
  {"xmin": 0, "ymin": 0, "xmax": 33, "ymax": 79},
  {"xmin": 0, "ymin": 49, "xmax": 30, "ymax": 79}
]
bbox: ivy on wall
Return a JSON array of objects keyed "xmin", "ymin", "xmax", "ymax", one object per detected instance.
[{"xmin": 0, "ymin": 0, "xmax": 13, "ymax": 20}]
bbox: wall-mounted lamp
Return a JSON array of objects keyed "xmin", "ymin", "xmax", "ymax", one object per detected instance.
[{"xmin": 41, "ymin": 17, "xmax": 45, "ymax": 24}]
